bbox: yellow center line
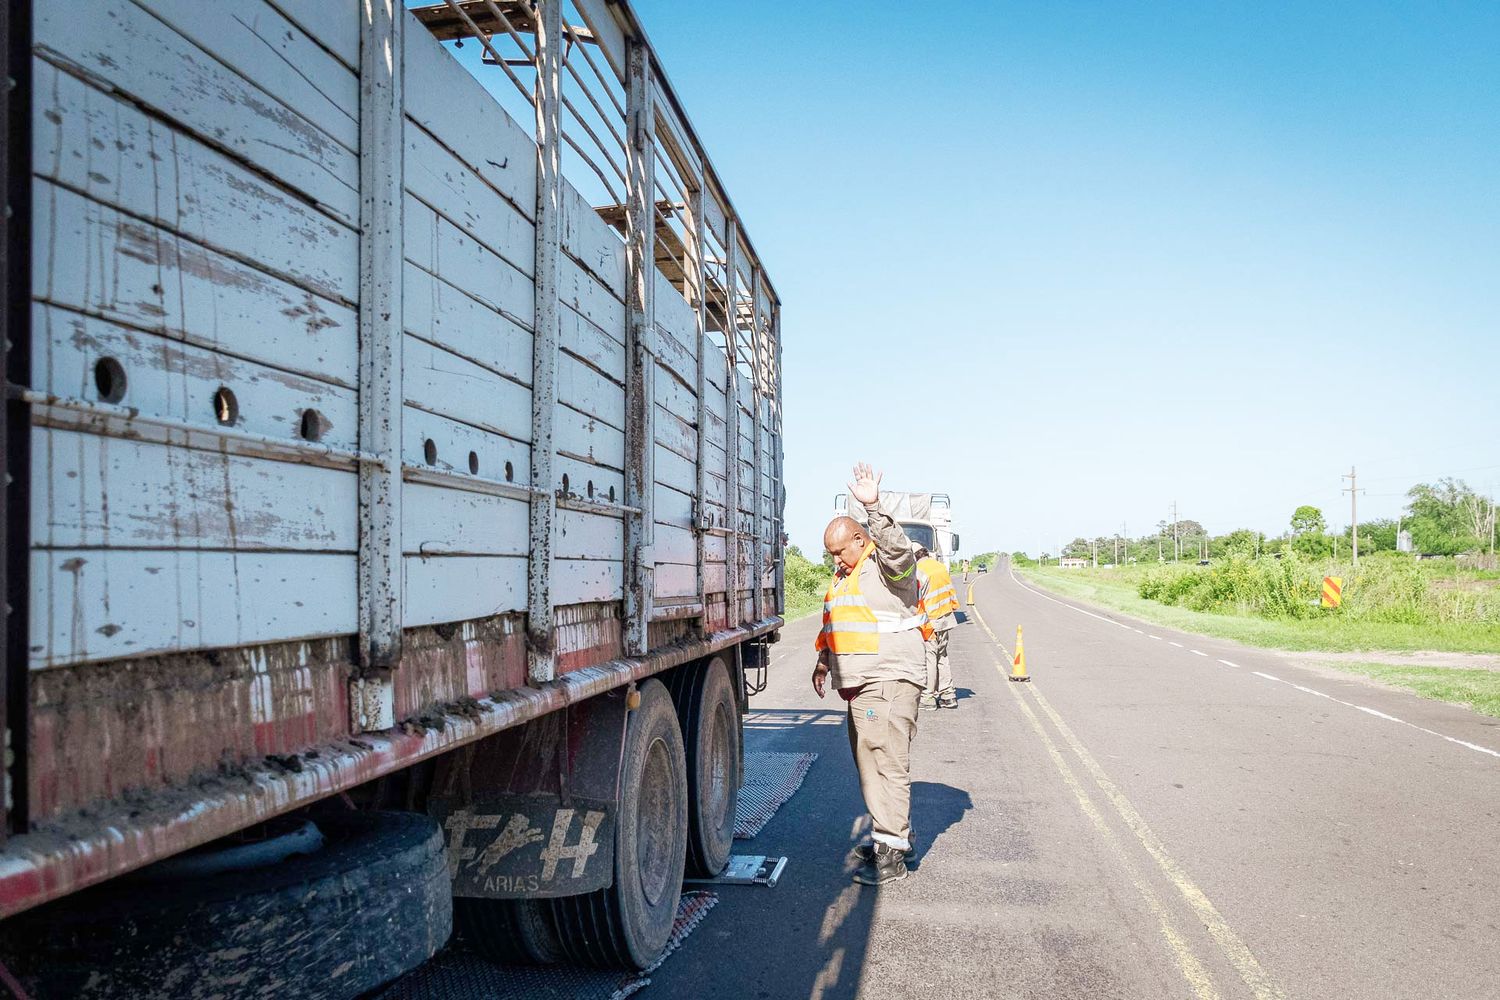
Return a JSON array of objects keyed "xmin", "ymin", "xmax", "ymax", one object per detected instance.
[
  {"xmin": 969, "ymin": 598, "xmax": 1286, "ymax": 1000},
  {"xmin": 1000, "ymin": 662, "xmax": 1221, "ymax": 1000}
]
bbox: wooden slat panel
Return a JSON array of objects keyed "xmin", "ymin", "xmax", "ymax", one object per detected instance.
[
  {"xmin": 554, "ymin": 557, "xmax": 623, "ymax": 605},
  {"xmin": 403, "ymin": 261, "xmax": 533, "ymax": 384},
  {"xmin": 139, "ymin": 0, "xmax": 358, "ymax": 125},
  {"xmin": 35, "ymin": 1, "xmax": 358, "ymax": 226},
  {"xmin": 653, "ymin": 404, "xmax": 696, "ymax": 463},
  {"xmin": 404, "ymin": 554, "xmax": 526, "ymax": 626},
  {"xmin": 560, "ymin": 307, "xmax": 624, "ymax": 377},
  {"xmin": 30, "ymin": 549, "xmax": 355, "ymax": 668},
  {"xmin": 653, "ymin": 563, "xmax": 696, "ymax": 599},
  {"xmin": 405, "ymin": 196, "xmax": 532, "ymax": 318},
  {"xmin": 654, "ymin": 323, "xmax": 696, "ymax": 390},
  {"xmin": 653, "ymin": 363, "xmax": 697, "ymax": 422},
  {"xmin": 555, "ymin": 456, "xmax": 623, "ymax": 507},
  {"xmin": 277, "ymin": 0, "xmax": 359, "ymax": 69},
  {"xmin": 561, "ymin": 184, "xmax": 625, "ymax": 297},
  {"xmin": 35, "ymin": 304, "xmax": 360, "ymax": 452},
  {"xmin": 34, "ymin": 62, "xmax": 357, "ymax": 303},
  {"xmin": 556, "ymin": 405, "xmax": 625, "ymax": 473},
  {"xmin": 33, "ymin": 428, "xmax": 357, "ymax": 551},
  {"xmin": 406, "ymin": 122, "xmax": 534, "ymax": 277},
  {"xmin": 403, "ymin": 406, "xmax": 532, "ymax": 483},
  {"xmin": 403, "ymin": 335, "xmax": 532, "ymax": 442},
  {"xmin": 557, "ymin": 351, "xmax": 625, "ymax": 428},
  {"xmin": 572, "ymin": 0, "xmax": 627, "ymax": 81},
  {"xmin": 558, "ymin": 255, "xmax": 625, "ymax": 335},
  {"xmin": 557, "ymin": 509, "xmax": 624, "ymax": 560},
  {"xmin": 654, "ymin": 522, "xmax": 695, "ymax": 564},
  {"xmin": 403, "ymin": 24, "xmax": 536, "ymax": 218},
  {"xmin": 653, "ymin": 443, "xmax": 695, "ymax": 495},
  {"xmin": 402, "ymin": 484, "xmax": 527, "ymax": 557},
  {"xmin": 36, "ymin": 182, "xmax": 358, "ymax": 388},
  {"xmin": 653, "ymin": 482, "xmax": 693, "ymax": 526}
]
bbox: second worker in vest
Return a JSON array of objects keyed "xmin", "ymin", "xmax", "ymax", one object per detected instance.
[
  {"xmin": 812, "ymin": 462, "xmax": 926, "ymax": 886},
  {"xmin": 914, "ymin": 546, "xmax": 960, "ymax": 710}
]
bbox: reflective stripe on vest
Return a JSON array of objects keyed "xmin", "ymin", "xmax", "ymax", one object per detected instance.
[
  {"xmin": 815, "ymin": 544, "xmax": 925, "ymax": 654},
  {"xmin": 916, "ymin": 557, "xmax": 960, "ymax": 626}
]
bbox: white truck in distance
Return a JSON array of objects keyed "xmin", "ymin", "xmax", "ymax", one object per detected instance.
[{"xmin": 835, "ymin": 491, "xmax": 960, "ymax": 566}]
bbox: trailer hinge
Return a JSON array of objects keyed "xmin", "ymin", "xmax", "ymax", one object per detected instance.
[{"xmin": 350, "ymin": 675, "xmax": 395, "ymax": 734}]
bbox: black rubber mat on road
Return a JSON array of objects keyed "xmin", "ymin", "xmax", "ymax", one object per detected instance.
[
  {"xmin": 371, "ymin": 891, "xmax": 717, "ymax": 1000},
  {"xmin": 735, "ymin": 751, "xmax": 818, "ymax": 839}
]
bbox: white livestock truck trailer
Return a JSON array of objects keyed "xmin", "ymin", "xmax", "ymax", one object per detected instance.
[
  {"xmin": 0, "ymin": 1, "xmax": 784, "ymax": 995},
  {"xmin": 836, "ymin": 491, "xmax": 960, "ymax": 566}
]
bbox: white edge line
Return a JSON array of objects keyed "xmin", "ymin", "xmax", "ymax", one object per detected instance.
[{"xmin": 1250, "ymin": 667, "xmax": 1500, "ymax": 761}]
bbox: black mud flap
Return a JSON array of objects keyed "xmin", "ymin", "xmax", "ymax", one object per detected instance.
[{"xmin": 429, "ymin": 689, "xmax": 629, "ymax": 899}]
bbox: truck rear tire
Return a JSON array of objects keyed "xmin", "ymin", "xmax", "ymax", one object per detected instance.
[
  {"xmin": 454, "ymin": 896, "xmax": 564, "ymax": 965},
  {"xmin": 670, "ymin": 655, "xmax": 742, "ymax": 877},
  {"xmin": 550, "ymin": 678, "xmax": 687, "ymax": 969},
  {"xmin": 0, "ymin": 810, "xmax": 450, "ymax": 1000}
]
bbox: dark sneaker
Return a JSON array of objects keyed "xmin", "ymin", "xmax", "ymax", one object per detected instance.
[
  {"xmin": 851, "ymin": 843, "xmax": 914, "ymax": 865},
  {"xmin": 852, "ymin": 843, "xmax": 909, "ymax": 885},
  {"xmin": 938, "ymin": 691, "xmax": 958, "ymax": 709},
  {"xmin": 918, "ymin": 694, "xmax": 938, "ymax": 712}
]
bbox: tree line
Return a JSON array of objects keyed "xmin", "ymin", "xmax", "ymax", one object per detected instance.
[{"xmin": 1047, "ymin": 478, "xmax": 1497, "ymax": 564}]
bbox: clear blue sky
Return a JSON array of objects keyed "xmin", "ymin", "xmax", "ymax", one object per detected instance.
[
  {"xmin": 497, "ymin": 2, "xmax": 1500, "ymax": 555},
  {"xmin": 629, "ymin": 0, "xmax": 1500, "ymax": 555}
]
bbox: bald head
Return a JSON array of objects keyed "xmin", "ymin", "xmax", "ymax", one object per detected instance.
[{"xmin": 824, "ymin": 516, "xmax": 868, "ymax": 571}]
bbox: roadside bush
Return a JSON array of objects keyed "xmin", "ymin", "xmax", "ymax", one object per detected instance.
[
  {"xmin": 1134, "ymin": 551, "xmax": 1500, "ymax": 628},
  {"xmin": 783, "ymin": 546, "xmax": 828, "ymax": 621}
]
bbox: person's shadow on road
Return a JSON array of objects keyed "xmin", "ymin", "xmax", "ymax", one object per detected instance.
[{"xmin": 907, "ymin": 781, "xmax": 974, "ymax": 870}]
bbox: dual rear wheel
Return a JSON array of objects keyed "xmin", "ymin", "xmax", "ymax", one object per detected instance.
[{"xmin": 457, "ymin": 657, "xmax": 741, "ymax": 970}]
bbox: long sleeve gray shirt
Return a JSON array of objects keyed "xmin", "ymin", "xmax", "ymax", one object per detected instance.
[{"xmin": 826, "ymin": 505, "xmax": 927, "ymax": 691}]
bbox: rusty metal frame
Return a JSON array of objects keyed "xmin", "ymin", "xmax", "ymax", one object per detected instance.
[
  {"xmin": 527, "ymin": 0, "xmax": 564, "ymax": 682},
  {"xmin": 621, "ymin": 36, "xmax": 655, "ymax": 656},
  {"xmin": 0, "ymin": 613, "xmax": 781, "ymax": 919},
  {"xmin": 357, "ymin": 0, "xmax": 406, "ymax": 684},
  {"xmin": 1, "ymin": 0, "xmax": 31, "ymax": 836},
  {"xmin": 721, "ymin": 220, "xmax": 742, "ymax": 628},
  {"xmin": 750, "ymin": 267, "xmax": 767, "ymax": 622}
]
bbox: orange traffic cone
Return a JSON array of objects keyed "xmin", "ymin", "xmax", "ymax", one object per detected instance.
[{"xmin": 1009, "ymin": 625, "xmax": 1031, "ymax": 682}]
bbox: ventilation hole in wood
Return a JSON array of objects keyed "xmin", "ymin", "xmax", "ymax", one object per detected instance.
[
  {"xmin": 561, "ymin": 474, "xmax": 570, "ymax": 495},
  {"xmin": 94, "ymin": 357, "xmax": 126, "ymax": 404},
  {"xmin": 299, "ymin": 409, "xmax": 325, "ymax": 442},
  {"xmin": 504, "ymin": 461, "xmax": 514, "ymax": 482},
  {"xmin": 468, "ymin": 451, "xmax": 479, "ymax": 475},
  {"xmin": 213, "ymin": 387, "xmax": 238, "ymax": 426},
  {"xmin": 424, "ymin": 438, "xmax": 438, "ymax": 465},
  {"xmin": 609, "ymin": 486, "xmax": 616, "ymax": 502},
  {"xmin": 587, "ymin": 480, "xmax": 595, "ymax": 498}
]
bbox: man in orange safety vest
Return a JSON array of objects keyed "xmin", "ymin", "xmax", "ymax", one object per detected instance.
[
  {"xmin": 813, "ymin": 462, "xmax": 926, "ymax": 885},
  {"xmin": 914, "ymin": 546, "xmax": 960, "ymax": 710}
]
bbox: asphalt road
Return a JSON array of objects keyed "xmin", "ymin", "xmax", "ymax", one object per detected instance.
[{"xmin": 651, "ymin": 560, "xmax": 1500, "ymax": 1000}]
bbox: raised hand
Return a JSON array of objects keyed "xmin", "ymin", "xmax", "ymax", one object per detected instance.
[{"xmin": 848, "ymin": 462, "xmax": 882, "ymax": 508}]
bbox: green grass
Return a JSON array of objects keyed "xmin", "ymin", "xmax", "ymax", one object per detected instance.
[
  {"xmin": 1017, "ymin": 565, "xmax": 1500, "ymax": 654},
  {"xmin": 1330, "ymin": 663, "xmax": 1500, "ymax": 718}
]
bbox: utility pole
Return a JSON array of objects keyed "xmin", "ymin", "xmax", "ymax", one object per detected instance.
[
  {"xmin": 1171, "ymin": 500, "xmax": 1180, "ymax": 563},
  {"xmin": 1342, "ymin": 466, "xmax": 1359, "ymax": 567}
]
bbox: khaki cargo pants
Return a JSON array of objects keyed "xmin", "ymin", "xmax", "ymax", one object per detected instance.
[
  {"xmin": 846, "ymin": 679, "xmax": 922, "ymax": 852},
  {"xmin": 923, "ymin": 629, "xmax": 953, "ymax": 697}
]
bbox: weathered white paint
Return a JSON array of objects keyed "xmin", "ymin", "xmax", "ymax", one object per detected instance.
[
  {"xmin": 358, "ymin": 0, "xmax": 406, "ymax": 669},
  {"xmin": 35, "ymin": 182, "xmax": 358, "ymax": 388},
  {"xmin": 30, "ymin": 549, "xmax": 356, "ymax": 668},
  {"xmin": 36, "ymin": 0, "xmax": 359, "ymax": 226},
  {"xmin": 34, "ymin": 61, "xmax": 358, "ymax": 303},
  {"xmin": 34, "ymin": 429, "xmax": 358, "ymax": 551}
]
